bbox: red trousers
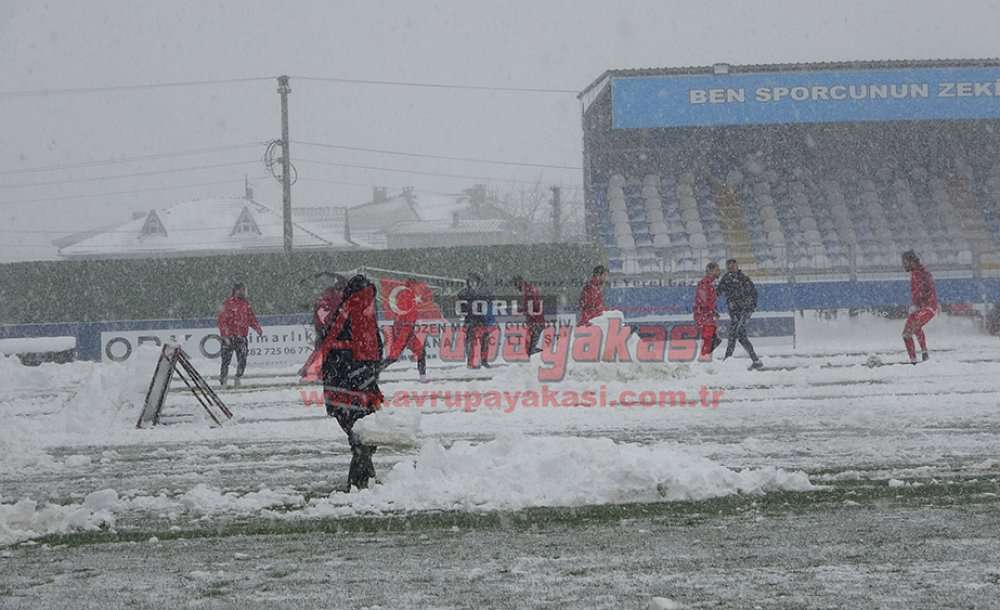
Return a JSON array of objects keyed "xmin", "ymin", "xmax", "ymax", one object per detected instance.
[
  {"xmin": 903, "ymin": 307, "xmax": 936, "ymax": 360},
  {"xmin": 466, "ymin": 325, "xmax": 495, "ymax": 368},
  {"xmin": 699, "ymin": 324, "xmax": 717, "ymax": 360},
  {"xmin": 388, "ymin": 326, "xmax": 427, "ymax": 376},
  {"xmin": 389, "ymin": 328, "xmax": 425, "ymax": 361}
]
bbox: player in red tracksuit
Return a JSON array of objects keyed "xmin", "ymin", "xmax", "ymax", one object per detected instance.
[
  {"xmin": 384, "ymin": 279, "xmax": 427, "ymax": 380},
  {"xmin": 902, "ymin": 250, "xmax": 938, "ymax": 364},
  {"xmin": 694, "ymin": 262, "xmax": 722, "ymax": 361},
  {"xmin": 578, "ymin": 265, "xmax": 608, "ymax": 326},
  {"xmin": 513, "ymin": 275, "xmax": 546, "ymax": 355},
  {"xmin": 217, "ymin": 283, "xmax": 263, "ymax": 387}
]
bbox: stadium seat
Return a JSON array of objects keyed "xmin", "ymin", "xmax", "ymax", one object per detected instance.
[{"xmin": 595, "ymin": 142, "xmax": 999, "ymax": 278}]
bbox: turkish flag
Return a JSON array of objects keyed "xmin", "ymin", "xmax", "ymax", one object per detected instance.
[{"xmin": 380, "ymin": 278, "xmax": 443, "ymax": 321}]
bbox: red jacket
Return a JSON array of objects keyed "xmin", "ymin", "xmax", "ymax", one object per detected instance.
[
  {"xmin": 217, "ymin": 296, "xmax": 262, "ymax": 337},
  {"xmin": 312, "ymin": 288, "xmax": 343, "ymax": 336},
  {"xmin": 694, "ymin": 275, "xmax": 718, "ymax": 327},
  {"xmin": 910, "ymin": 264, "xmax": 938, "ymax": 310},
  {"xmin": 521, "ymin": 281, "xmax": 545, "ymax": 324},
  {"xmin": 578, "ymin": 276, "xmax": 605, "ymax": 326},
  {"xmin": 388, "ymin": 306, "xmax": 419, "ymax": 360},
  {"xmin": 320, "ymin": 285, "xmax": 381, "ymax": 361}
]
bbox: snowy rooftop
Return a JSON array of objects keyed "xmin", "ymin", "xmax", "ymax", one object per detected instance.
[
  {"xmin": 346, "ymin": 188, "xmax": 508, "ymax": 242},
  {"xmin": 58, "ymin": 198, "xmax": 355, "ymax": 258},
  {"xmin": 390, "ymin": 218, "xmax": 509, "ymax": 235}
]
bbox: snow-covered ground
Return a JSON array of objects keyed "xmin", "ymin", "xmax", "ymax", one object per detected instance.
[{"xmin": 1, "ymin": 312, "xmax": 999, "ymax": 608}]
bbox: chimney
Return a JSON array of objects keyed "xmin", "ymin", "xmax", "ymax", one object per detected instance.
[
  {"xmin": 344, "ymin": 208, "xmax": 352, "ymax": 244},
  {"xmin": 244, "ymin": 175, "xmax": 254, "ymax": 201},
  {"xmin": 372, "ymin": 187, "xmax": 388, "ymax": 203}
]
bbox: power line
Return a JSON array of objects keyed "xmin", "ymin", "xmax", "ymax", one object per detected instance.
[
  {"xmin": 292, "ymin": 75, "xmax": 577, "ymax": 95},
  {"xmin": 295, "ymin": 158, "xmax": 562, "ymax": 186},
  {"xmin": 297, "ymin": 176, "xmax": 582, "ymax": 199},
  {"xmin": 1, "ymin": 75, "xmax": 579, "ymax": 98},
  {"xmin": 1, "ymin": 161, "xmax": 260, "ymax": 189},
  {"xmin": 0, "ymin": 143, "xmax": 264, "ymax": 176},
  {"xmin": 0, "ymin": 177, "xmax": 265, "ymax": 206},
  {"xmin": 0, "ymin": 76, "xmax": 274, "ymax": 98},
  {"xmin": 293, "ymin": 140, "xmax": 582, "ymax": 170},
  {"xmin": 296, "ymin": 176, "xmax": 460, "ymax": 196}
]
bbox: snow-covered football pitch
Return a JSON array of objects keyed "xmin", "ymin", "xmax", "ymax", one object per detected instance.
[{"xmin": 2, "ymin": 312, "xmax": 999, "ymax": 609}]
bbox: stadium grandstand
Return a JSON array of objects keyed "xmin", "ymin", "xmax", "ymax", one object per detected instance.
[{"xmin": 579, "ymin": 60, "xmax": 1000, "ymax": 280}]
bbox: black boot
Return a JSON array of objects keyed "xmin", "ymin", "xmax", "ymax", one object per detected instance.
[
  {"xmin": 348, "ymin": 448, "xmax": 367, "ymax": 490},
  {"xmin": 348, "ymin": 444, "xmax": 377, "ymax": 489}
]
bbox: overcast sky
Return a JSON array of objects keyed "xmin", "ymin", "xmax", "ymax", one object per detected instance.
[{"xmin": 2, "ymin": 0, "xmax": 999, "ymax": 261}]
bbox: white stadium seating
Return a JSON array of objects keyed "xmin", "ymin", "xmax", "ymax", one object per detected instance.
[{"xmin": 594, "ymin": 153, "xmax": 1000, "ymax": 276}]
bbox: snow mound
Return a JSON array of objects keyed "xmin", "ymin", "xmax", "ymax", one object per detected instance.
[
  {"xmin": 0, "ymin": 352, "xmax": 58, "ymax": 388},
  {"xmin": 177, "ymin": 484, "xmax": 304, "ymax": 515},
  {"xmin": 649, "ymin": 598, "xmax": 685, "ymax": 610},
  {"xmin": 54, "ymin": 345, "xmax": 161, "ymax": 435},
  {"xmin": 354, "ymin": 408, "xmax": 421, "ymax": 446},
  {"xmin": 308, "ymin": 433, "xmax": 814, "ymax": 515},
  {"xmin": 0, "ymin": 489, "xmax": 119, "ymax": 547}
]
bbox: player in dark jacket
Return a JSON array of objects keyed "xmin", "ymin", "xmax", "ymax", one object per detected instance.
[
  {"xmin": 458, "ymin": 273, "xmax": 493, "ymax": 368},
  {"xmin": 317, "ymin": 274, "xmax": 384, "ymax": 491},
  {"xmin": 902, "ymin": 250, "xmax": 938, "ymax": 364},
  {"xmin": 717, "ymin": 259, "xmax": 763, "ymax": 370}
]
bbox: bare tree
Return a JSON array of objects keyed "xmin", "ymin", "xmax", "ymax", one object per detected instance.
[{"xmin": 485, "ymin": 181, "xmax": 586, "ymax": 243}]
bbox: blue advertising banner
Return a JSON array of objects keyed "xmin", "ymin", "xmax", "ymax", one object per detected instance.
[
  {"xmin": 611, "ymin": 66, "xmax": 1000, "ymax": 128},
  {"xmin": 3, "ymin": 278, "xmax": 999, "ymax": 361}
]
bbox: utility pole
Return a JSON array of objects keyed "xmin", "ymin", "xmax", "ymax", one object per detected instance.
[
  {"xmin": 277, "ymin": 75, "xmax": 293, "ymax": 254},
  {"xmin": 550, "ymin": 186, "xmax": 562, "ymax": 242}
]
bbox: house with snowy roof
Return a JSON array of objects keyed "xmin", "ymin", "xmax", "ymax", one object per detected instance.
[
  {"xmin": 348, "ymin": 185, "xmax": 522, "ymax": 249},
  {"xmin": 56, "ymin": 194, "xmax": 356, "ymax": 260}
]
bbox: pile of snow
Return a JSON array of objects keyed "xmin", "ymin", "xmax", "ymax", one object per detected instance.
[
  {"xmin": 306, "ymin": 433, "xmax": 814, "ymax": 516},
  {"xmin": 125, "ymin": 484, "xmax": 304, "ymax": 517},
  {"xmin": 0, "ymin": 484, "xmax": 308, "ymax": 545},
  {"xmin": 0, "ymin": 336, "xmax": 76, "ymax": 355},
  {"xmin": 0, "ymin": 489, "xmax": 118, "ymax": 547},
  {"xmin": 0, "ymin": 354, "xmax": 65, "ymax": 473},
  {"xmin": 175, "ymin": 484, "xmax": 304, "ymax": 516},
  {"xmin": 649, "ymin": 598, "xmax": 685, "ymax": 610},
  {"xmin": 52, "ymin": 345, "xmax": 161, "ymax": 435},
  {"xmin": 0, "ymin": 352, "xmax": 56, "ymax": 388},
  {"xmin": 354, "ymin": 407, "xmax": 421, "ymax": 446}
]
